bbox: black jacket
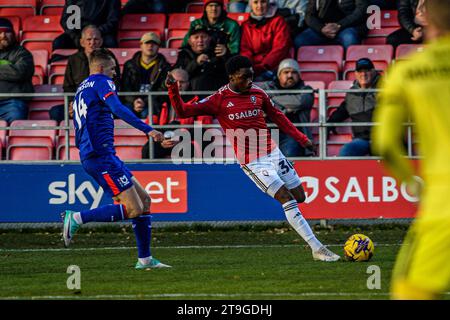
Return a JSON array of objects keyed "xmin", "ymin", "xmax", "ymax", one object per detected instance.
[
  {"xmin": 328, "ymin": 73, "xmax": 380, "ymax": 140},
  {"xmin": 398, "ymin": 0, "xmax": 420, "ymax": 34},
  {"xmin": 0, "ymin": 44, "xmax": 34, "ymax": 100},
  {"xmin": 61, "ymin": 0, "xmax": 121, "ymax": 37},
  {"xmin": 63, "ymin": 50, "xmax": 121, "ymax": 95},
  {"xmin": 173, "ymin": 46, "xmax": 230, "ymax": 92},
  {"xmin": 120, "ymin": 51, "xmax": 171, "ymax": 115},
  {"xmin": 305, "ymin": 0, "xmax": 369, "ymax": 36}
]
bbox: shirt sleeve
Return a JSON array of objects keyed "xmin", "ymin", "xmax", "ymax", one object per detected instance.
[
  {"xmin": 167, "ymin": 83, "xmax": 220, "ymax": 118},
  {"xmin": 95, "ymin": 78, "xmax": 153, "ymax": 134},
  {"xmin": 261, "ymin": 90, "xmax": 309, "ymax": 146},
  {"xmin": 371, "ymin": 65, "xmax": 415, "ymax": 183}
]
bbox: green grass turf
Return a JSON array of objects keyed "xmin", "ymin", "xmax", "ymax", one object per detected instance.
[{"xmin": 0, "ymin": 224, "xmax": 424, "ymax": 300}]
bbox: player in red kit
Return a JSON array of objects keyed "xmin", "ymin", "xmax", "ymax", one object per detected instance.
[{"xmin": 166, "ymin": 55, "xmax": 339, "ymax": 261}]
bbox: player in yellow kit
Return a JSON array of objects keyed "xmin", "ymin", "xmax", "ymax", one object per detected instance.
[{"xmin": 372, "ymin": 0, "xmax": 450, "ymax": 300}]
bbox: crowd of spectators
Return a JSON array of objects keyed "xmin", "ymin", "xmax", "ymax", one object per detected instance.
[{"xmin": 0, "ymin": 0, "xmax": 422, "ymax": 158}]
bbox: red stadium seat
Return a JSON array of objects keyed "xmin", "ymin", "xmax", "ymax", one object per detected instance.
[
  {"xmin": 119, "ymin": 14, "xmax": 166, "ymax": 36},
  {"xmin": 327, "ymin": 144, "xmax": 344, "ymax": 157},
  {"xmin": 299, "ymin": 71, "xmax": 337, "ymax": 88},
  {"xmin": 108, "ymin": 48, "xmax": 140, "ymax": 69},
  {"xmin": 118, "ymin": 14, "xmax": 166, "ymax": 47},
  {"xmin": 363, "ymin": 27, "xmax": 400, "ymax": 45},
  {"xmin": 0, "ymin": 119, "xmax": 7, "ymax": 147},
  {"xmin": 39, "ymin": 0, "xmax": 65, "ymax": 15},
  {"xmin": 304, "ymin": 80, "xmax": 324, "ymax": 110},
  {"xmin": 30, "ymin": 50, "xmax": 48, "ymax": 86},
  {"xmin": 227, "ymin": 12, "xmax": 249, "ymax": 25},
  {"xmin": 327, "ymin": 80, "xmax": 353, "ymax": 107},
  {"xmin": 185, "ymin": 2, "xmax": 204, "ymax": 13},
  {"xmin": 48, "ymin": 49, "xmax": 77, "ymax": 84},
  {"xmin": 166, "ymin": 29, "xmax": 187, "ymax": 49},
  {"xmin": 345, "ymin": 44, "xmax": 393, "ymax": 64},
  {"xmin": 395, "ymin": 44, "xmax": 426, "ymax": 61},
  {"xmin": 29, "ymin": 85, "xmax": 64, "ymax": 120},
  {"xmin": 114, "ymin": 119, "xmax": 148, "ymax": 146},
  {"xmin": 0, "ymin": 0, "xmax": 37, "ymax": 19},
  {"xmin": 56, "ymin": 121, "xmax": 78, "ymax": 160},
  {"xmin": 343, "ymin": 61, "xmax": 388, "ymax": 80},
  {"xmin": 115, "ymin": 145, "xmax": 143, "ymax": 160},
  {"xmin": 168, "ymin": 13, "xmax": 202, "ymax": 31},
  {"xmin": 7, "ymin": 119, "xmax": 57, "ymax": 160},
  {"xmin": 159, "ymin": 48, "xmax": 179, "ymax": 65},
  {"xmin": 380, "ymin": 10, "xmax": 400, "ymax": 27},
  {"xmin": 21, "ymin": 16, "xmax": 63, "ymax": 55},
  {"xmin": 297, "ymin": 45, "xmax": 344, "ymax": 71}
]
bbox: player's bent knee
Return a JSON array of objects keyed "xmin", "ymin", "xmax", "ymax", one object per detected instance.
[{"xmin": 274, "ymin": 186, "xmax": 295, "ymax": 204}]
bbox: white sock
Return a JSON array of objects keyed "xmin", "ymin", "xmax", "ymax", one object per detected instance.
[
  {"xmin": 139, "ymin": 256, "xmax": 152, "ymax": 265},
  {"xmin": 283, "ymin": 200, "xmax": 323, "ymax": 252},
  {"xmin": 73, "ymin": 212, "xmax": 83, "ymax": 224}
]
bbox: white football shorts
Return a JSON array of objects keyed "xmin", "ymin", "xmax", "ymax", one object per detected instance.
[{"xmin": 240, "ymin": 147, "xmax": 302, "ymax": 198}]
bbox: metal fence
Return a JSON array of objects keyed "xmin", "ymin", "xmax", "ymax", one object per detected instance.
[
  {"xmin": 0, "ymin": 89, "xmax": 417, "ymax": 228},
  {"xmin": 0, "ymin": 88, "xmax": 419, "ymax": 163}
]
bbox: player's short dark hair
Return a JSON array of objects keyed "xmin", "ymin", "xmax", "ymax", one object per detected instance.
[
  {"xmin": 89, "ymin": 48, "xmax": 114, "ymax": 66},
  {"xmin": 226, "ymin": 55, "xmax": 253, "ymax": 76}
]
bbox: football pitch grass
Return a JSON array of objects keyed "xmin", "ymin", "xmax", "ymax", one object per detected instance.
[{"xmin": 0, "ymin": 223, "xmax": 445, "ymax": 300}]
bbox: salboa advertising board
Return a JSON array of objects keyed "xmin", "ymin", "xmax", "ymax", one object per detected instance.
[{"xmin": 0, "ymin": 160, "xmax": 419, "ymax": 222}]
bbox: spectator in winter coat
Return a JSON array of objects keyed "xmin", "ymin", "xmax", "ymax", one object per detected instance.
[
  {"xmin": 327, "ymin": 58, "xmax": 380, "ymax": 157},
  {"xmin": 295, "ymin": 0, "xmax": 368, "ymax": 50},
  {"xmin": 182, "ymin": 0, "xmax": 241, "ymax": 55},
  {"xmin": 257, "ymin": 59, "xmax": 314, "ymax": 157},
  {"xmin": 240, "ymin": 0, "xmax": 293, "ymax": 81},
  {"xmin": 50, "ymin": 26, "xmax": 120, "ymax": 122},
  {"xmin": 386, "ymin": 0, "xmax": 426, "ymax": 49},
  {"xmin": 121, "ymin": 32, "xmax": 171, "ymax": 119},
  {"xmin": 0, "ymin": 18, "xmax": 34, "ymax": 124},
  {"xmin": 174, "ymin": 25, "xmax": 230, "ymax": 92},
  {"xmin": 53, "ymin": 0, "xmax": 121, "ymax": 50}
]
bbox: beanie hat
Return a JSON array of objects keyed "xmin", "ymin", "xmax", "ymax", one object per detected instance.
[
  {"xmin": 204, "ymin": 0, "xmax": 224, "ymax": 6},
  {"xmin": 277, "ymin": 58, "xmax": 301, "ymax": 77},
  {"xmin": 0, "ymin": 18, "xmax": 13, "ymax": 32}
]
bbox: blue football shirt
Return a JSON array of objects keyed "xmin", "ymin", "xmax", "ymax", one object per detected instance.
[{"xmin": 73, "ymin": 74, "xmax": 153, "ymax": 160}]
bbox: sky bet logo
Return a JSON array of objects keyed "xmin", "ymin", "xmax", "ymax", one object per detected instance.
[{"xmin": 48, "ymin": 172, "xmax": 188, "ymax": 213}]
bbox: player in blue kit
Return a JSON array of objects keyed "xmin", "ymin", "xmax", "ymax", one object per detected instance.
[{"xmin": 61, "ymin": 48, "xmax": 171, "ymax": 269}]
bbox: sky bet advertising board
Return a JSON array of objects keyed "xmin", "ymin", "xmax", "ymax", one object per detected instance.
[{"xmin": 0, "ymin": 161, "xmax": 419, "ymax": 222}]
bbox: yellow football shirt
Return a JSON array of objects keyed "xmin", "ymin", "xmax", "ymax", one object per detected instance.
[{"xmin": 372, "ymin": 34, "xmax": 450, "ymax": 220}]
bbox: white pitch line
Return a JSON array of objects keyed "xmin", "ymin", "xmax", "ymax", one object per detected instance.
[
  {"xmin": 0, "ymin": 292, "xmax": 392, "ymax": 300},
  {"xmin": 2, "ymin": 292, "xmax": 450, "ymax": 300},
  {"xmin": 0, "ymin": 243, "xmax": 401, "ymax": 253}
]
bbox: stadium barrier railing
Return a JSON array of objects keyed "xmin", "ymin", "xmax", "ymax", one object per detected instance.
[{"xmin": 0, "ymin": 88, "xmax": 418, "ymax": 162}]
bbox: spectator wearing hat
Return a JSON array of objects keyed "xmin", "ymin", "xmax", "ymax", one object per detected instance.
[
  {"xmin": 174, "ymin": 24, "xmax": 230, "ymax": 92},
  {"xmin": 295, "ymin": 0, "xmax": 368, "ymax": 50},
  {"xmin": 257, "ymin": 58, "xmax": 314, "ymax": 156},
  {"xmin": 327, "ymin": 58, "xmax": 381, "ymax": 157},
  {"xmin": 49, "ymin": 25, "xmax": 120, "ymax": 122},
  {"xmin": 182, "ymin": 0, "xmax": 241, "ymax": 55},
  {"xmin": 53, "ymin": 0, "xmax": 121, "ymax": 50},
  {"xmin": 240, "ymin": 0, "xmax": 293, "ymax": 81},
  {"xmin": 0, "ymin": 17, "xmax": 34, "ymax": 124},
  {"xmin": 386, "ymin": 0, "xmax": 427, "ymax": 49},
  {"xmin": 121, "ymin": 32, "xmax": 171, "ymax": 119}
]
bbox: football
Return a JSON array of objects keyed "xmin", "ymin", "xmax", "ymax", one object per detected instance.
[{"xmin": 343, "ymin": 234, "xmax": 374, "ymax": 262}]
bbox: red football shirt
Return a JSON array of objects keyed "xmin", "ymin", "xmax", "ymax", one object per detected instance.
[{"xmin": 168, "ymin": 83, "xmax": 309, "ymax": 164}]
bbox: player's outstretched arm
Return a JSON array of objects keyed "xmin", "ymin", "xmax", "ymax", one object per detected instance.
[
  {"xmin": 104, "ymin": 93, "xmax": 162, "ymax": 141},
  {"xmin": 165, "ymin": 72, "xmax": 218, "ymax": 118},
  {"xmin": 263, "ymin": 95, "xmax": 313, "ymax": 151}
]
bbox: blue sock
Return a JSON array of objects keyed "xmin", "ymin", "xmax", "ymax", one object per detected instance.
[
  {"xmin": 80, "ymin": 204, "xmax": 127, "ymax": 223},
  {"xmin": 132, "ymin": 215, "xmax": 152, "ymax": 259}
]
